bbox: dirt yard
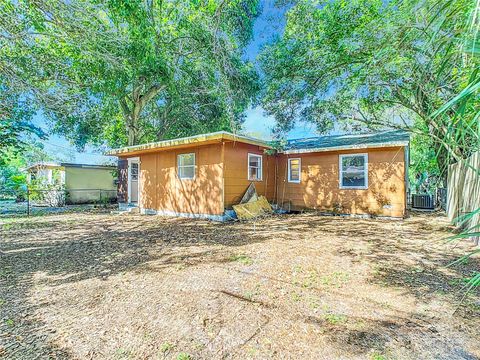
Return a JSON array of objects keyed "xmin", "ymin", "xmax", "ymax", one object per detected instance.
[{"xmin": 0, "ymin": 211, "xmax": 479, "ymax": 360}]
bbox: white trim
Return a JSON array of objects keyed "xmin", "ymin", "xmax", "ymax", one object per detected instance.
[
  {"xmin": 339, "ymin": 153, "xmax": 368, "ymax": 190},
  {"xmin": 283, "ymin": 141, "xmax": 409, "ymax": 154},
  {"xmin": 177, "ymin": 152, "xmax": 196, "ymax": 180},
  {"xmin": 247, "ymin": 153, "xmax": 263, "ymax": 181},
  {"xmin": 287, "ymin": 158, "xmax": 301, "ymax": 183},
  {"xmin": 127, "ymin": 157, "xmax": 140, "ymax": 204}
]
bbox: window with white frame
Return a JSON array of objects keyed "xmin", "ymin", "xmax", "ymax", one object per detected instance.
[
  {"xmin": 130, "ymin": 162, "xmax": 139, "ymax": 181},
  {"xmin": 178, "ymin": 153, "xmax": 195, "ymax": 179},
  {"xmin": 339, "ymin": 154, "xmax": 368, "ymax": 189},
  {"xmin": 248, "ymin": 153, "xmax": 262, "ymax": 181},
  {"xmin": 288, "ymin": 158, "xmax": 301, "ymax": 183}
]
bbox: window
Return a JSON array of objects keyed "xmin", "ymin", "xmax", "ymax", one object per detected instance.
[
  {"xmin": 288, "ymin": 158, "xmax": 301, "ymax": 183},
  {"xmin": 130, "ymin": 163, "xmax": 139, "ymax": 181},
  {"xmin": 248, "ymin": 153, "xmax": 262, "ymax": 181},
  {"xmin": 178, "ymin": 153, "xmax": 195, "ymax": 179},
  {"xmin": 339, "ymin": 154, "xmax": 368, "ymax": 189}
]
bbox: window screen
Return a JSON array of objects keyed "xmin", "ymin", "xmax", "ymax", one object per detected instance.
[
  {"xmin": 178, "ymin": 153, "xmax": 195, "ymax": 179},
  {"xmin": 248, "ymin": 154, "xmax": 262, "ymax": 181},
  {"xmin": 288, "ymin": 158, "xmax": 301, "ymax": 183},
  {"xmin": 340, "ymin": 154, "xmax": 368, "ymax": 188},
  {"xmin": 130, "ymin": 163, "xmax": 139, "ymax": 181}
]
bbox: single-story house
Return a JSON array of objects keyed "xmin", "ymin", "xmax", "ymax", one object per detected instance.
[
  {"xmin": 108, "ymin": 130, "xmax": 409, "ymax": 220},
  {"xmin": 25, "ymin": 162, "xmax": 117, "ymax": 203}
]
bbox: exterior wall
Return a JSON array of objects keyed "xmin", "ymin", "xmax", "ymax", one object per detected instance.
[
  {"xmin": 65, "ymin": 167, "xmax": 117, "ymax": 203},
  {"xmin": 276, "ymin": 147, "xmax": 406, "ymax": 217},
  {"xmin": 117, "ymin": 159, "xmax": 128, "ymax": 203},
  {"xmin": 135, "ymin": 143, "xmax": 224, "ymax": 216},
  {"xmin": 223, "ymin": 141, "xmax": 276, "ymax": 208}
]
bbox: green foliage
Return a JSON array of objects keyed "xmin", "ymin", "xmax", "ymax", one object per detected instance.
[
  {"xmin": 409, "ymin": 132, "xmax": 442, "ymax": 191},
  {"xmin": 0, "ymin": 78, "xmax": 45, "ymax": 159},
  {"xmin": 160, "ymin": 342, "xmax": 174, "ymax": 353},
  {"xmin": 427, "ymin": 0, "xmax": 480, "ymax": 293},
  {"xmin": 259, "ymin": 0, "xmax": 478, "ymax": 174},
  {"xmin": 229, "ymin": 254, "xmax": 253, "ymax": 265},
  {"xmin": 323, "ymin": 313, "xmax": 347, "ymax": 325},
  {"xmin": 0, "ymin": 140, "xmax": 53, "ymax": 199},
  {"xmin": 176, "ymin": 353, "xmax": 191, "ymax": 360},
  {"xmin": 1, "ymin": 0, "xmax": 261, "ymax": 148}
]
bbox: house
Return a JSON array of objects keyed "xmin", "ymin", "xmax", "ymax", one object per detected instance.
[
  {"xmin": 108, "ymin": 130, "xmax": 409, "ymax": 220},
  {"xmin": 25, "ymin": 162, "xmax": 117, "ymax": 204}
]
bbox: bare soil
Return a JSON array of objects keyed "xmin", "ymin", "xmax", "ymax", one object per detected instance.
[{"xmin": 0, "ymin": 211, "xmax": 479, "ymax": 360}]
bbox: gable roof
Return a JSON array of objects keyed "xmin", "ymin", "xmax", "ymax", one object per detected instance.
[
  {"xmin": 282, "ymin": 130, "xmax": 409, "ymax": 154},
  {"xmin": 107, "ymin": 131, "xmax": 271, "ymax": 156}
]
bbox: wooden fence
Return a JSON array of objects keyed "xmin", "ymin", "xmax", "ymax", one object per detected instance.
[{"xmin": 447, "ymin": 151, "xmax": 480, "ymax": 244}]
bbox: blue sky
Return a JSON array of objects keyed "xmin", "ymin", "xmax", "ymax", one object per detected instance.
[{"xmin": 36, "ymin": 0, "xmax": 318, "ymax": 164}]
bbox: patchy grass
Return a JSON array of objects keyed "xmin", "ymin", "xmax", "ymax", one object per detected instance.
[
  {"xmin": 229, "ymin": 253, "xmax": 253, "ymax": 265},
  {"xmin": 160, "ymin": 342, "xmax": 174, "ymax": 353},
  {"xmin": 323, "ymin": 313, "xmax": 347, "ymax": 325},
  {"xmin": 0, "ymin": 212, "xmax": 478, "ymax": 359},
  {"xmin": 176, "ymin": 353, "xmax": 191, "ymax": 360}
]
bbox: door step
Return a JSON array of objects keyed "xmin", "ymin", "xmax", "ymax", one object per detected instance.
[{"xmin": 112, "ymin": 204, "xmax": 140, "ymax": 215}]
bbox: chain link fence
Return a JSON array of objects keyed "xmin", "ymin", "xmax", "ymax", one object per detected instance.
[{"xmin": 0, "ymin": 188, "xmax": 117, "ymax": 217}]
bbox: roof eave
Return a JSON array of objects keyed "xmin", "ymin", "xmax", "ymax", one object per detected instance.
[
  {"xmin": 107, "ymin": 131, "xmax": 271, "ymax": 156},
  {"xmin": 282, "ymin": 141, "xmax": 409, "ymax": 154},
  {"xmin": 23, "ymin": 162, "xmax": 62, "ymax": 171}
]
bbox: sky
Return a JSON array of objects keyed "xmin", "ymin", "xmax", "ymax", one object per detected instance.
[{"xmin": 36, "ymin": 0, "xmax": 318, "ymax": 165}]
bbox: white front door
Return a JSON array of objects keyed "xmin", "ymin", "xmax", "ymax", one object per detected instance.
[{"xmin": 128, "ymin": 158, "xmax": 140, "ymax": 204}]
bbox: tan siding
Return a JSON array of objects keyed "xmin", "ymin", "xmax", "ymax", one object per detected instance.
[
  {"xmin": 123, "ymin": 139, "xmax": 406, "ymax": 218},
  {"xmin": 276, "ymin": 147, "xmax": 406, "ymax": 217},
  {"xmin": 140, "ymin": 153, "xmax": 157, "ymax": 210},
  {"xmin": 138, "ymin": 143, "xmax": 224, "ymax": 215},
  {"xmin": 223, "ymin": 142, "xmax": 276, "ymax": 207}
]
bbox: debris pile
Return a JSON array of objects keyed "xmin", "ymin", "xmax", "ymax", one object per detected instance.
[{"xmin": 232, "ymin": 183, "xmax": 273, "ymax": 220}]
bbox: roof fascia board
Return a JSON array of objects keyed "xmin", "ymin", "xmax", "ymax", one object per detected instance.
[
  {"xmin": 24, "ymin": 162, "xmax": 62, "ymax": 171},
  {"xmin": 60, "ymin": 163, "xmax": 116, "ymax": 169},
  {"xmin": 107, "ymin": 131, "xmax": 270, "ymax": 156},
  {"xmin": 282, "ymin": 141, "xmax": 409, "ymax": 154}
]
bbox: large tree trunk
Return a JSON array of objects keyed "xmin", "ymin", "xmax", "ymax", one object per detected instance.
[
  {"xmin": 125, "ymin": 113, "xmax": 140, "ymax": 146},
  {"xmin": 120, "ymin": 82, "xmax": 166, "ymax": 146}
]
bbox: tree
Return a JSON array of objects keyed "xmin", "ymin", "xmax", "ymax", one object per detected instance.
[
  {"xmin": 259, "ymin": 0, "xmax": 478, "ymax": 175},
  {"xmin": 0, "ymin": 138, "xmax": 52, "ymax": 196},
  {"xmin": 0, "ymin": 76, "xmax": 45, "ymax": 163},
  {"xmin": 1, "ymin": 0, "xmax": 260, "ymax": 148},
  {"xmin": 429, "ymin": 0, "xmax": 480, "ymax": 292}
]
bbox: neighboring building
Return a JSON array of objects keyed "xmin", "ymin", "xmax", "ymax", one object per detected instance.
[
  {"xmin": 108, "ymin": 130, "xmax": 409, "ymax": 220},
  {"xmin": 25, "ymin": 162, "xmax": 117, "ymax": 204}
]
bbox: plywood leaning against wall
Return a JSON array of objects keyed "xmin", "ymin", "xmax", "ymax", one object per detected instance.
[{"xmin": 447, "ymin": 151, "xmax": 480, "ymax": 244}]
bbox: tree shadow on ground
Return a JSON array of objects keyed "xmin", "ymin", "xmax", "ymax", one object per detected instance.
[
  {"xmin": 296, "ymin": 213, "xmax": 480, "ymax": 307},
  {"xmin": 1, "ymin": 212, "xmax": 478, "ymax": 359},
  {"xmin": 0, "ymin": 213, "xmax": 268, "ymax": 358}
]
